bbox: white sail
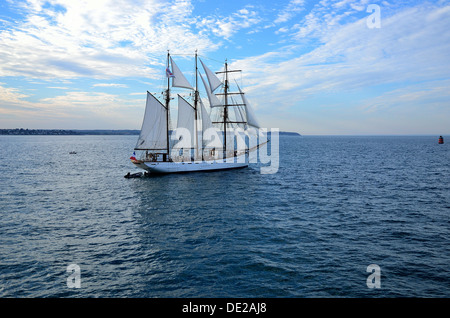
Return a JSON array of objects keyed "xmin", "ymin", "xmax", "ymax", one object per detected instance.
[
  {"xmin": 200, "ymin": 73, "xmax": 222, "ymax": 108},
  {"xmin": 237, "ymin": 84, "xmax": 260, "ymax": 128},
  {"xmin": 171, "ymin": 57, "xmax": 193, "ymax": 90},
  {"xmin": 200, "ymin": 58, "xmax": 223, "ymax": 92},
  {"xmin": 199, "ymin": 98, "xmax": 221, "ymax": 148},
  {"xmin": 199, "ymin": 98, "xmax": 212, "ymax": 134},
  {"xmin": 135, "ymin": 92, "xmax": 167, "ymax": 150},
  {"xmin": 176, "ymin": 95, "xmax": 196, "ymax": 149},
  {"xmin": 233, "ymin": 104, "xmax": 245, "ymax": 128},
  {"xmin": 225, "ymin": 127, "xmax": 234, "ymax": 157},
  {"xmin": 131, "ymin": 53, "xmax": 254, "ymax": 173}
]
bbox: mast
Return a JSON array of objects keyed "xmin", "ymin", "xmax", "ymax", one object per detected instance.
[
  {"xmin": 215, "ymin": 60, "xmax": 241, "ymax": 159},
  {"xmin": 165, "ymin": 51, "xmax": 170, "ymax": 161},
  {"xmin": 194, "ymin": 50, "xmax": 199, "ymax": 160},
  {"xmin": 223, "ymin": 59, "xmax": 228, "ymax": 159}
]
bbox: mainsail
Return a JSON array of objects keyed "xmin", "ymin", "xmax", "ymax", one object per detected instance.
[
  {"xmin": 176, "ymin": 95, "xmax": 196, "ymax": 149},
  {"xmin": 135, "ymin": 92, "xmax": 167, "ymax": 150},
  {"xmin": 199, "ymin": 98, "xmax": 221, "ymax": 149}
]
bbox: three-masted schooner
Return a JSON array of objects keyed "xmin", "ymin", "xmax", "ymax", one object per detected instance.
[{"xmin": 130, "ymin": 51, "xmax": 265, "ymax": 174}]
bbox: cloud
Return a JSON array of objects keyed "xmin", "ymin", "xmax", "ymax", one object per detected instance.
[
  {"xmin": 0, "ymin": 83, "xmax": 30, "ymax": 102},
  {"xmin": 275, "ymin": 27, "xmax": 289, "ymax": 34},
  {"xmin": 195, "ymin": 5, "xmax": 262, "ymax": 40},
  {"xmin": 285, "ymin": 0, "xmax": 377, "ymax": 41},
  {"xmin": 274, "ymin": 0, "xmax": 306, "ymax": 24},
  {"xmin": 0, "ymin": 82, "xmax": 143, "ymax": 128},
  {"xmin": 93, "ymin": 83, "xmax": 128, "ymax": 88},
  {"xmin": 361, "ymin": 80, "xmax": 450, "ymax": 113},
  {"xmin": 229, "ymin": 2, "xmax": 450, "ymax": 133},
  {"xmin": 1, "ymin": 0, "xmax": 449, "ymax": 134},
  {"xmin": 233, "ymin": 3, "xmax": 450, "ymax": 99},
  {"xmin": 0, "ymin": 0, "xmax": 218, "ymax": 79}
]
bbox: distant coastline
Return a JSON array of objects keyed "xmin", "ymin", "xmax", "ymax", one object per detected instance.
[
  {"xmin": 0, "ymin": 128, "xmax": 140, "ymax": 135},
  {"xmin": 0, "ymin": 128, "xmax": 301, "ymax": 136}
]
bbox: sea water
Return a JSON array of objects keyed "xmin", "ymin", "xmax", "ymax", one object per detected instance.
[{"xmin": 0, "ymin": 135, "xmax": 449, "ymax": 297}]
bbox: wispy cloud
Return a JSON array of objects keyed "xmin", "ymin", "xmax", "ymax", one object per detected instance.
[
  {"xmin": 274, "ymin": 0, "xmax": 306, "ymax": 24},
  {"xmin": 0, "ymin": 83, "xmax": 30, "ymax": 104},
  {"xmin": 0, "ymin": 82, "xmax": 143, "ymax": 128},
  {"xmin": 195, "ymin": 6, "xmax": 262, "ymax": 40},
  {"xmin": 0, "ymin": 0, "xmax": 217, "ymax": 79},
  {"xmin": 93, "ymin": 83, "xmax": 128, "ymax": 88},
  {"xmin": 234, "ymin": 3, "xmax": 450, "ymax": 98},
  {"xmin": 362, "ymin": 80, "xmax": 450, "ymax": 113},
  {"xmin": 1, "ymin": 0, "xmax": 449, "ymax": 133},
  {"xmin": 230, "ymin": 2, "xmax": 450, "ymax": 133}
]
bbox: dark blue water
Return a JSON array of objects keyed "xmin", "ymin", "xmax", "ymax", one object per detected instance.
[{"xmin": 0, "ymin": 135, "xmax": 449, "ymax": 297}]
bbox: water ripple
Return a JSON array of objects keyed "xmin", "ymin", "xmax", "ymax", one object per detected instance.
[{"xmin": 0, "ymin": 135, "xmax": 449, "ymax": 297}]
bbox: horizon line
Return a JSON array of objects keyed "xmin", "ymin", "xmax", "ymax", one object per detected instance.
[{"xmin": 1, "ymin": 128, "xmax": 448, "ymax": 136}]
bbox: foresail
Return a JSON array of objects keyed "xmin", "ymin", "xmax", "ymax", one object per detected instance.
[
  {"xmin": 135, "ymin": 92, "xmax": 167, "ymax": 150},
  {"xmin": 200, "ymin": 73, "xmax": 222, "ymax": 108},
  {"xmin": 171, "ymin": 57, "xmax": 194, "ymax": 90},
  {"xmin": 200, "ymin": 59, "xmax": 223, "ymax": 92}
]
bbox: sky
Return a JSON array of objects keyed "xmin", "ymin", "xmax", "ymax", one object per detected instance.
[{"xmin": 0, "ymin": 0, "xmax": 449, "ymax": 135}]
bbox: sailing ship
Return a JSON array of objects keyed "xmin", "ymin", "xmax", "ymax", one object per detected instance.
[{"xmin": 130, "ymin": 51, "xmax": 266, "ymax": 174}]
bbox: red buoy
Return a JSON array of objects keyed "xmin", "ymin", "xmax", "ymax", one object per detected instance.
[{"xmin": 438, "ymin": 136, "xmax": 444, "ymax": 144}]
